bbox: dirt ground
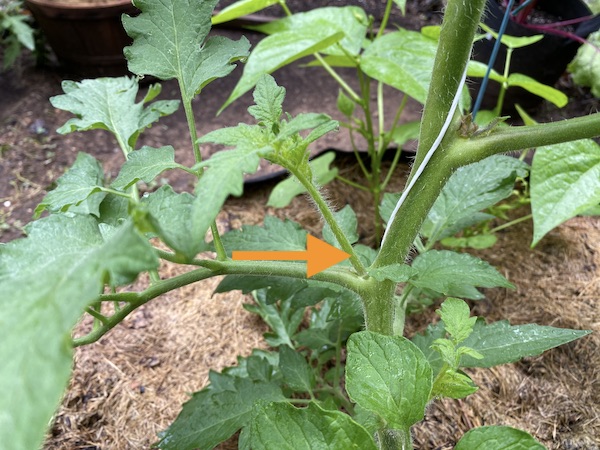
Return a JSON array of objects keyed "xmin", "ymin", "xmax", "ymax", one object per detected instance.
[{"xmin": 1, "ymin": 1, "xmax": 599, "ymax": 449}]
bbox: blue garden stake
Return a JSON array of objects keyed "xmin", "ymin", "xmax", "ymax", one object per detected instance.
[{"xmin": 472, "ymin": 0, "xmax": 516, "ymax": 119}]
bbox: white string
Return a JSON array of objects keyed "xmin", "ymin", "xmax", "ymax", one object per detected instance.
[{"xmin": 381, "ymin": 66, "xmax": 468, "ymax": 246}]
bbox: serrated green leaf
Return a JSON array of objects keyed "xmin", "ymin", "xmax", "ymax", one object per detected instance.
[
  {"xmin": 50, "ymin": 77, "xmax": 178, "ymax": 152},
  {"xmin": 123, "ymin": 0, "xmax": 250, "ymax": 102},
  {"xmin": 244, "ymin": 290, "xmax": 304, "ymax": 348},
  {"xmin": 507, "ymin": 73, "xmax": 568, "ymax": 107},
  {"xmin": 158, "ymin": 376, "xmax": 285, "ymax": 450},
  {"xmin": 436, "ymin": 297, "xmax": 477, "ymax": 344},
  {"xmin": 221, "ymin": 215, "xmax": 307, "ymax": 253},
  {"xmin": 222, "ymin": 30, "xmax": 344, "ymax": 109},
  {"xmin": 568, "ymin": 31, "xmax": 600, "ymax": 97},
  {"xmin": 35, "ymin": 152, "xmax": 106, "ymax": 218},
  {"xmin": 215, "ymin": 275, "xmax": 307, "ymax": 304},
  {"xmin": 192, "ymin": 134, "xmax": 267, "ymax": 244},
  {"xmin": 531, "ymin": 139, "xmax": 600, "ymax": 245},
  {"xmin": 250, "ymin": 402, "xmax": 377, "ymax": 450},
  {"xmin": 143, "ymin": 185, "xmax": 206, "ymax": 259},
  {"xmin": 419, "ymin": 155, "xmax": 529, "ymax": 242},
  {"xmin": 322, "ymin": 205, "xmax": 359, "ymax": 248},
  {"xmin": 112, "ymin": 146, "xmax": 183, "ymax": 190},
  {"xmin": 278, "ymin": 345, "xmax": 315, "ymax": 393},
  {"xmin": 346, "ymin": 331, "xmax": 432, "ymax": 429},
  {"xmin": 360, "ymin": 29, "xmax": 437, "ymax": 104},
  {"xmin": 248, "ymin": 73, "xmax": 285, "ymax": 125},
  {"xmin": 0, "ymin": 215, "xmax": 157, "ymax": 450},
  {"xmin": 368, "ymin": 263, "xmax": 417, "ymax": 282},
  {"xmin": 410, "ymin": 250, "xmax": 514, "ymax": 300},
  {"xmin": 267, "ymin": 152, "xmax": 338, "ymax": 208},
  {"xmin": 413, "ymin": 319, "xmax": 591, "ymax": 374},
  {"xmin": 212, "ymin": 0, "xmax": 279, "ymax": 24},
  {"xmin": 455, "ymin": 425, "xmax": 546, "ymax": 449},
  {"xmin": 432, "ymin": 369, "xmax": 478, "ymax": 399}
]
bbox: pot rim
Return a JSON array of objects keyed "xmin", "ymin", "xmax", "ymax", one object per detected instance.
[{"xmin": 24, "ymin": 0, "xmax": 134, "ymax": 10}]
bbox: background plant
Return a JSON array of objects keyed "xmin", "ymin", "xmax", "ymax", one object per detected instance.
[
  {"xmin": 2, "ymin": 0, "xmax": 600, "ymax": 449},
  {"xmin": 0, "ymin": 0, "xmax": 34, "ymax": 69}
]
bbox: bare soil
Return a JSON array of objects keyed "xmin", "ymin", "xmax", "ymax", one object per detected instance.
[{"xmin": 1, "ymin": 2, "xmax": 599, "ymax": 449}]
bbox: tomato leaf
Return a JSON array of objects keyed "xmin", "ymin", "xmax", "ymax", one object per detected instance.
[
  {"xmin": 249, "ymin": 402, "xmax": 377, "ymax": 450},
  {"xmin": 112, "ymin": 146, "xmax": 183, "ymax": 190},
  {"xmin": 410, "ymin": 250, "xmax": 514, "ymax": 300},
  {"xmin": 157, "ymin": 376, "xmax": 285, "ymax": 450},
  {"xmin": 0, "ymin": 215, "xmax": 157, "ymax": 450},
  {"xmin": 50, "ymin": 77, "xmax": 178, "ymax": 152},
  {"xmin": 455, "ymin": 426, "xmax": 546, "ymax": 449},
  {"xmin": 346, "ymin": 331, "xmax": 432, "ymax": 429},
  {"xmin": 123, "ymin": 0, "xmax": 250, "ymax": 102}
]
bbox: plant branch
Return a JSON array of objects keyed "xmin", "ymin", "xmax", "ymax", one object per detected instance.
[
  {"xmin": 73, "ymin": 267, "xmax": 214, "ymax": 346},
  {"xmin": 288, "ymin": 167, "xmax": 368, "ymax": 276}
]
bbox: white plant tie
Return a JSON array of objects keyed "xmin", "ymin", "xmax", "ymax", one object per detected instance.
[{"xmin": 381, "ymin": 66, "xmax": 468, "ymax": 246}]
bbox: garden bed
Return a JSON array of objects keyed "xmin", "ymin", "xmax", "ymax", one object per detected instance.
[{"xmin": 0, "ymin": 1, "xmax": 599, "ymax": 449}]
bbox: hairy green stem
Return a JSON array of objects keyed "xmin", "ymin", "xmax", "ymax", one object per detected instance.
[
  {"xmin": 288, "ymin": 167, "xmax": 367, "ymax": 276},
  {"xmin": 377, "ymin": 427, "xmax": 412, "ymax": 450}
]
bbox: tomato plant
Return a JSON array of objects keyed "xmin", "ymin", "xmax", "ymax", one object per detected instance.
[{"xmin": 1, "ymin": 0, "xmax": 600, "ymax": 449}]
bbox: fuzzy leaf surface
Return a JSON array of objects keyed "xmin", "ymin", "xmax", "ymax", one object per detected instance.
[
  {"xmin": 410, "ymin": 250, "xmax": 514, "ymax": 300},
  {"xmin": 123, "ymin": 0, "xmax": 250, "ymax": 101},
  {"xmin": 455, "ymin": 426, "xmax": 545, "ymax": 449},
  {"xmin": 221, "ymin": 215, "xmax": 307, "ymax": 253},
  {"xmin": 158, "ymin": 376, "xmax": 285, "ymax": 450},
  {"xmin": 413, "ymin": 319, "xmax": 590, "ymax": 374},
  {"xmin": 278, "ymin": 345, "xmax": 315, "ymax": 393},
  {"xmin": 112, "ymin": 146, "xmax": 183, "ymax": 189},
  {"xmin": 360, "ymin": 29, "xmax": 437, "ymax": 103},
  {"xmin": 420, "ymin": 155, "xmax": 529, "ymax": 242},
  {"xmin": 50, "ymin": 77, "xmax": 178, "ymax": 152},
  {"xmin": 249, "ymin": 402, "xmax": 377, "ymax": 450},
  {"xmin": 0, "ymin": 215, "xmax": 157, "ymax": 450},
  {"xmin": 143, "ymin": 185, "xmax": 206, "ymax": 259},
  {"xmin": 346, "ymin": 331, "xmax": 432, "ymax": 429},
  {"xmin": 530, "ymin": 139, "xmax": 600, "ymax": 245},
  {"xmin": 35, "ymin": 152, "xmax": 106, "ymax": 217}
]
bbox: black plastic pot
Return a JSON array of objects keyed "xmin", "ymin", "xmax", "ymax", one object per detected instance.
[{"xmin": 471, "ymin": 0, "xmax": 600, "ymax": 112}]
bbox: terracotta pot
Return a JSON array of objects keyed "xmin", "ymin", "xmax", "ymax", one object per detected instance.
[
  {"xmin": 472, "ymin": 0, "xmax": 600, "ymax": 112},
  {"xmin": 24, "ymin": 0, "xmax": 138, "ymax": 76}
]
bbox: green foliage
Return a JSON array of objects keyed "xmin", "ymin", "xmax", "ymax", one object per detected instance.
[
  {"xmin": 568, "ymin": 31, "xmax": 600, "ymax": 97},
  {"xmin": 455, "ymin": 425, "xmax": 546, "ymax": 449},
  {"xmin": 50, "ymin": 77, "xmax": 179, "ymax": 154},
  {"xmin": 0, "ymin": 216, "xmax": 157, "ymax": 450},
  {"xmin": 249, "ymin": 402, "xmax": 377, "ymax": 450},
  {"xmin": 0, "ymin": 1, "xmax": 34, "ymax": 68},
  {"xmin": 2, "ymin": 0, "xmax": 600, "ymax": 449},
  {"xmin": 346, "ymin": 331, "xmax": 432, "ymax": 430},
  {"xmin": 530, "ymin": 139, "xmax": 600, "ymax": 245},
  {"xmin": 123, "ymin": 0, "xmax": 250, "ymax": 103}
]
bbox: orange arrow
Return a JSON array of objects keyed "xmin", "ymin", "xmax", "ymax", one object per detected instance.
[{"xmin": 232, "ymin": 235, "xmax": 350, "ymax": 277}]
